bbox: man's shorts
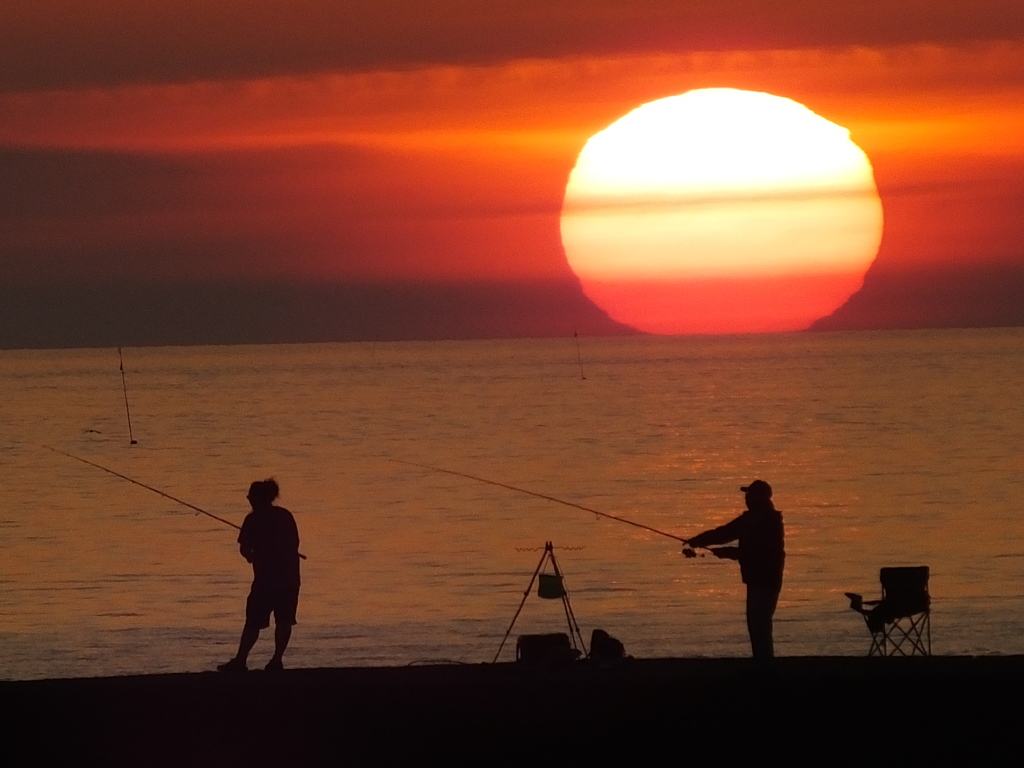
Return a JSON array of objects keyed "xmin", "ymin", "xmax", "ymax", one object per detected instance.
[{"xmin": 245, "ymin": 579, "xmax": 300, "ymax": 629}]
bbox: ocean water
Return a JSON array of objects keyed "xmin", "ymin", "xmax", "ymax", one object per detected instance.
[{"xmin": 2, "ymin": 329, "xmax": 1023, "ymax": 680}]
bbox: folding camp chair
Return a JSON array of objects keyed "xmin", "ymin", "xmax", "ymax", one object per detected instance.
[{"xmin": 846, "ymin": 566, "xmax": 931, "ymax": 656}]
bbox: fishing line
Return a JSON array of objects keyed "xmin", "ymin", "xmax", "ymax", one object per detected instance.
[
  {"xmin": 45, "ymin": 445, "xmax": 307, "ymax": 559},
  {"xmin": 392, "ymin": 458, "xmax": 694, "ymax": 545}
]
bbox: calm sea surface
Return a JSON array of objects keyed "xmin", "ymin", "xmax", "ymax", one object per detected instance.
[{"xmin": 2, "ymin": 329, "xmax": 1023, "ymax": 680}]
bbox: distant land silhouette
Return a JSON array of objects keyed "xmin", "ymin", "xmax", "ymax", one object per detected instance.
[
  {"xmin": 3, "ymin": 263, "xmax": 1024, "ymax": 349},
  {"xmin": 812, "ymin": 261, "xmax": 1024, "ymax": 331},
  {"xmin": 0, "ymin": 279, "xmax": 636, "ymax": 349}
]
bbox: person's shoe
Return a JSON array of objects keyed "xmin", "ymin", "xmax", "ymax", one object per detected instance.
[
  {"xmin": 217, "ymin": 658, "xmax": 247, "ymax": 673},
  {"xmin": 264, "ymin": 658, "xmax": 284, "ymax": 672}
]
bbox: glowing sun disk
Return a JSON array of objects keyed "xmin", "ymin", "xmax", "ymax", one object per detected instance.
[{"xmin": 561, "ymin": 88, "xmax": 883, "ymax": 334}]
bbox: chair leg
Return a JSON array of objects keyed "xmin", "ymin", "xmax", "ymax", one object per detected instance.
[
  {"xmin": 880, "ymin": 612, "xmax": 931, "ymax": 657},
  {"xmin": 857, "ymin": 607, "xmax": 931, "ymax": 657},
  {"xmin": 863, "ymin": 614, "xmax": 884, "ymax": 656}
]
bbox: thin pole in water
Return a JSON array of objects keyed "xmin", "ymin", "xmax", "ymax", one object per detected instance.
[
  {"xmin": 118, "ymin": 347, "xmax": 137, "ymax": 445},
  {"xmin": 45, "ymin": 445, "xmax": 307, "ymax": 559},
  {"xmin": 573, "ymin": 329, "xmax": 586, "ymax": 380}
]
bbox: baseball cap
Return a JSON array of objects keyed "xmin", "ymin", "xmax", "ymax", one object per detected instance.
[{"xmin": 740, "ymin": 479, "xmax": 772, "ymax": 498}]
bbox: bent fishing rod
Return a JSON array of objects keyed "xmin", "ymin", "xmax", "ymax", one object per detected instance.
[
  {"xmin": 46, "ymin": 445, "xmax": 306, "ymax": 559},
  {"xmin": 391, "ymin": 458, "xmax": 707, "ymax": 552}
]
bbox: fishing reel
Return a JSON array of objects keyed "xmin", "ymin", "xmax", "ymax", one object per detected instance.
[{"xmin": 683, "ymin": 544, "xmax": 738, "ymax": 560}]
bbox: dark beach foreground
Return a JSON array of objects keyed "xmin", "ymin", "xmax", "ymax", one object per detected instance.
[{"xmin": 4, "ymin": 656, "xmax": 1021, "ymax": 766}]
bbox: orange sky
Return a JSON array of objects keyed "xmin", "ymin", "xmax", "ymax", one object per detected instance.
[{"xmin": 2, "ymin": 3, "xmax": 1024, "ymax": 343}]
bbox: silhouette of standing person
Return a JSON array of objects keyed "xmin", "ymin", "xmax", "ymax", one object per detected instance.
[
  {"xmin": 687, "ymin": 480, "xmax": 785, "ymax": 661},
  {"xmin": 218, "ymin": 478, "xmax": 301, "ymax": 672}
]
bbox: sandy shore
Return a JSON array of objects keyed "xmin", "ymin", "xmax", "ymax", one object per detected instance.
[{"xmin": 4, "ymin": 656, "xmax": 1021, "ymax": 765}]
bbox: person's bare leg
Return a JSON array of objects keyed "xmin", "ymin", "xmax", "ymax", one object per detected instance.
[
  {"xmin": 236, "ymin": 622, "xmax": 260, "ymax": 663},
  {"xmin": 267, "ymin": 623, "xmax": 291, "ymax": 668},
  {"xmin": 219, "ymin": 622, "xmax": 260, "ymax": 672}
]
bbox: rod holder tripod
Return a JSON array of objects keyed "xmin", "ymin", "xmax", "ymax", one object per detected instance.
[{"xmin": 493, "ymin": 541, "xmax": 587, "ymax": 663}]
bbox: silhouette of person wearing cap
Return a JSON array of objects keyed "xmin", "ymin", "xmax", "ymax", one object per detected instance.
[{"xmin": 687, "ymin": 480, "xmax": 785, "ymax": 661}]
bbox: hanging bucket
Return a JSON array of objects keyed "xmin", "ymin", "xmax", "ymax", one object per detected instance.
[{"xmin": 538, "ymin": 573, "xmax": 565, "ymax": 599}]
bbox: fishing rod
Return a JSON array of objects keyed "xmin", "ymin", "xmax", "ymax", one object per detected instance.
[
  {"xmin": 391, "ymin": 458, "xmax": 704, "ymax": 550},
  {"xmin": 45, "ymin": 445, "xmax": 306, "ymax": 559},
  {"xmin": 117, "ymin": 347, "xmax": 138, "ymax": 445}
]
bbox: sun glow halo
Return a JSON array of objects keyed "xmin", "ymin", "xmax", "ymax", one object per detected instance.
[{"xmin": 561, "ymin": 88, "xmax": 884, "ymax": 334}]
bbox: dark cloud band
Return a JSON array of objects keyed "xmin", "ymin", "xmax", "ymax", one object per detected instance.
[{"xmin": 3, "ymin": 1, "xmax": 1024, "ymax": 92}]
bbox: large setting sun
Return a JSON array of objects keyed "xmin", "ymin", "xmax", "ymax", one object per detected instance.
[{"xmin": 561, "ymin": 88, "xmax": 884, "ymax": 334}]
